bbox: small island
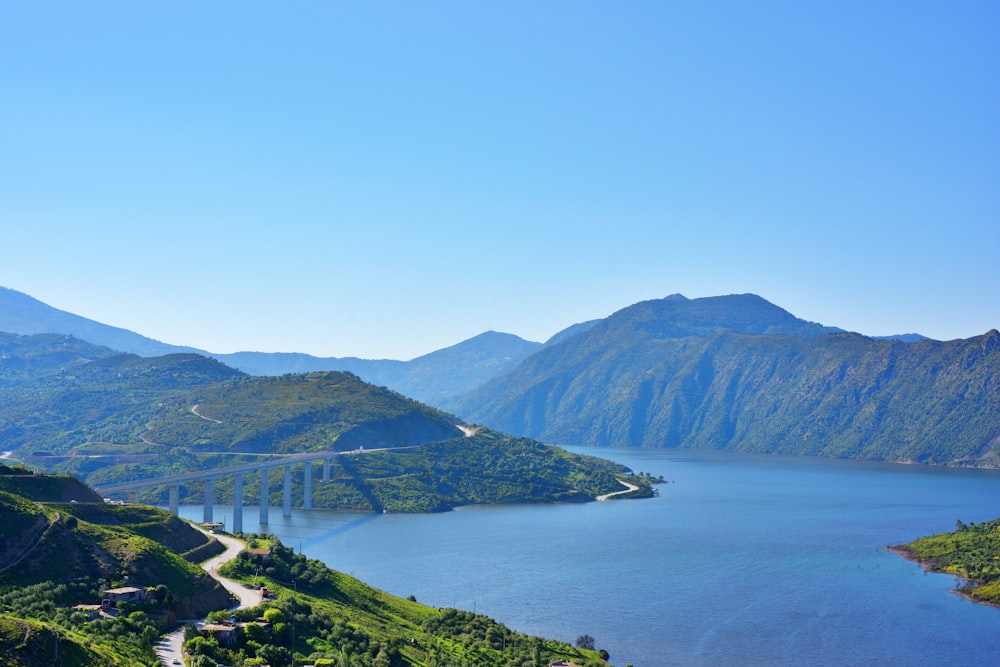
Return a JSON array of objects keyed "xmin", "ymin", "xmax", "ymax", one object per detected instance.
[{"xmin": 889, "ymin": 517, "xmax": 1000, "ymax": 607}]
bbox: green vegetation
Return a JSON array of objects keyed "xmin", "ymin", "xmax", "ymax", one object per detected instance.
[
  {"xmin": 0, "ymin": 471, "xmax": 617, "ymax": 666},
  {"xmin": 0, "ymin": 477, "xmax": 235, "ymax": 665},
  {"xmin": 0, "ymin": 614, "xmax": 134, "ymax": 667},
  {"xmin": 311, "ymin": 430, "xmax": 651, "ymax": 512},
  {"xmin": 458, "ymin": 294, "xmax": 1000, "ymax": 467},
  {"xmin": 213, "ymin": 535, "xmax": 609, "ymax": 667},
  {"xmin": 0, "ymin": 463, "xmax": 102, "ymax": 502},
  {"xmin": 892, "ymin": 517, "xmax": 1000, "ymax": 605},
  {"xmin": 0, "ymin": 338, "xmax": 650, "ymax": 509},
  {"xmin": 0, "ymin": 581, "xmax": 166, "ymax": 666},
  {"xmin": 110, "ymin": 429, "xmax": 650, "ymax": 513},
  {"xmin": 0, "ymin": 486, "xmax": 229, "ymax": 614}
]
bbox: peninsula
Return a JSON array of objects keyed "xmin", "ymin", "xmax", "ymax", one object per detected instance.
[{"xmin": 889, "ymin": 517, "xmax": 1000, "ymax": 607}]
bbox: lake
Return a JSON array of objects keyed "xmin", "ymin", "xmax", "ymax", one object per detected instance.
[{"xmin": 178, "ymin": 447, "xmax": 1000, "ymax": 666}]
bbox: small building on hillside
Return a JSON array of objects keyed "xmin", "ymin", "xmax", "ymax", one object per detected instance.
[
  {"xmin": 102, "ymin": 586, "xmax": 149, "ymax": 605},
  {"xmin": 200, "ymin": 622, "xmax": 239, "ymax": 647},
  {"xmin": 72, "ymin": 604, "xmax": 104, "ymax": 619}
]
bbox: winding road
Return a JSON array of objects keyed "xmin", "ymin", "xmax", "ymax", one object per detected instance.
[
  {"xmin": 596, "ymin": 478, "xmax": 640, "ymax": 501},
  {"xmin": 155, "ymin": 527, "xmax": 260, "ymax": 666}
]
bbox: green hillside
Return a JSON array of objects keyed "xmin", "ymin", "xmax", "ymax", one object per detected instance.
[
  {"xmin": 0, "ymin": 616, "xmax": 132, "ymax": 667},
  {"xmin": 0, "ymin": 348, "xmax": 242, "ymax": 457},
  {"xmin": 0, "ymin": 472, "xmax": 617, "ymax": 666},
  {"xmin": 0, "ymin": 491, "xmax": 228, "ymax": 615},
  {"xmin": 457, "ymin": 294, "xmax": 1000, "ymax": 467},
  {"xmin": 0, "ymin": 463, "xmax": 103, "ymax": 502},
  {"xmin": 1, "ymin": 339, "xmax": 648, "ymax": 509},
  {"xmin": 0, "ymin": 331, "xmax": 118, "ymax": 383},
  {"xmin": 90, "ymin": 430, "xmax": 652, "ymax": 512},
  {"xmin": 0, "ymin": 478, "xmax": 230, "ymax": 666},
  {"xmin": 145, "ymin": 371, "xmax": 461, "ymax": 454},
  {"xmin": 211, "ymin": 535, "xmax": 609, "ymax": 667}
]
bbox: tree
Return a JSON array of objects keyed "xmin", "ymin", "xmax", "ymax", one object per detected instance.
[
  {"xmin": 244, "ymin": 621, "xmax": 267, "ymax": 643},
  {"xmin": 258, "ymin": 643, "xmax": 292, "ymax": 667},
  {"xmin": 575, "ymin": 634, "xmax": 595, "ymax": 650},
  {"xmin": 182, "ymin": 623, "xmax": 200, "ymax": 642},
  {"xmin": 184, "ymin": 635, "xmax": 218, "ymax": 658},
  {"xmin": 263, "ymin": 607, "xmax": 286, "ymax": 625}
]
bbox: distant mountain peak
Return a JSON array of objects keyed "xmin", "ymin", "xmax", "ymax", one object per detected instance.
[
  {"xmin": 0, "ymin": 286, "xmax": 204, "ymax": 358},
  {"xmin": 598, "ymin": 292, "xmax": 836, "ymax": 340}
]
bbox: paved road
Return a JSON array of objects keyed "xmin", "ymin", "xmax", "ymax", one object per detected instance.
[
  {"xmin": 198, "ymin": 528, "xmax": 262, "ymax": 610},
  {"xmin": 156, "ymin": 528, "xmax": 260, "ymax": 666}
]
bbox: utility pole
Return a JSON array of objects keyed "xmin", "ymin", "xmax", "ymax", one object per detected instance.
[{"xmin": 291, "ymin": 578, "xmax": 297, "ymax": 667}]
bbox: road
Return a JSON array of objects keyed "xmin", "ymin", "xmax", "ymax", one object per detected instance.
[
  {"xmin": 198, "ymin": 528, "xmax": 263, "ymax": 609},
  {"xmin": 596, "ymin": 478, "xmax": 640, "ymax": 501},
  {"xmin": 155, "ymin": 528, "xmax": 260, "ymax": 666}
]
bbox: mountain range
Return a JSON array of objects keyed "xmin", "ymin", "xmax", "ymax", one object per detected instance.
[
  {"xmin": 3, "ymin": 285, "xmax": 996, "ymax": 468},
  {"xmin": 0, "ymin": 286, "xmax": 546, "ymax": 408},
  {"xmin": 454, "ymin": 294, "xmax": 1000, "ymax": 466},
  {"xmin": 0, "ymin": 327, "xmax": 648, "ymax": 509}
]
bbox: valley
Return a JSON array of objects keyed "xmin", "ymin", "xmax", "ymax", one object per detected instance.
[{"xmin": 1, "ymin": 287, "xmax": 998, "ymax": 666}]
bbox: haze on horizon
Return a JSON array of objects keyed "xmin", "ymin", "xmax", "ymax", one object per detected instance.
[{"xmin": 1, "ymin": 2, "xmax": 997, "ymax": 360}]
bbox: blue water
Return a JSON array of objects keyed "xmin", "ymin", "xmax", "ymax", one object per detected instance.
[{"xmin": 179, "ymin": 448, "xmax": 1000, "ymax": 666}]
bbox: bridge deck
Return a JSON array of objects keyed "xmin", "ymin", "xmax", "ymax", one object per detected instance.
[{"xmin": 93, "ymin": 448, "xmax": 350, "ymax": 494}]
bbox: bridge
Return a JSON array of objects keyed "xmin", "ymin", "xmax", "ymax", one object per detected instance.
[{"xmin": 92, "ymin": 447, "xmax": 384, "ymax": 533}]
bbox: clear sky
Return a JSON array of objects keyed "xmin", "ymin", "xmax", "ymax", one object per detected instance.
[{"xmin": 1, "ymin": 2, "xmax": 997, "ymax": 360}]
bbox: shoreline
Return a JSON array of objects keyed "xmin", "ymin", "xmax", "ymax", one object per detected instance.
[{"xmin": 885, "ymin": 545, "xmax": 1000, "ymax": 610}]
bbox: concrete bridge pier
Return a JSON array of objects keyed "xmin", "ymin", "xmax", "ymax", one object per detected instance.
[
  {"xmin": 283, "ymin": 465, "xmax": 293, "ymax": 518},
  {"xmin": 303, "ymin": 461, "xmax": 313, "ymax": 510},
  {"xmin": 127, "ymin": 490, "xmax": 139, "ymax": 504},
  {"xmin": 203, "ymin": 477, "xmax": 214, "ymax": 524},
  {"xmin": 322, "ymin": 458, "xmax": 330, "ymax": 482},
  {"xmin": 260, "ymin": 467, "xmax": 270, "ymax": 525},
  {"xmin": 168, "ymin": 485, "xmax": 179, "ymax": 515},
  {"xmin": 233, "ymin": 473, "xmax": 244, "ymax": 534}
]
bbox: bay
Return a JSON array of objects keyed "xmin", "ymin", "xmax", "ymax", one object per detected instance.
[{"xmin": 178, "ymin": 447, "xmax": 1000, "ymax": 666}]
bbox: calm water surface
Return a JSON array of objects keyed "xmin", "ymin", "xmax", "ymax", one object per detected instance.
[{"xmin": 180, "ymin": 448, "xmax": 1000, "ymax": 666}]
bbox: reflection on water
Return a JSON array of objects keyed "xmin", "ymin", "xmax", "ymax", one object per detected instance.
[{"xmin": 176, "ymin": 447, "xmax": 1000, "ymax": 667}]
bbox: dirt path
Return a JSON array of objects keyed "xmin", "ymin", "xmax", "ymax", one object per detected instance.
[
  {"xmin": 191, "ymin": 404, "xmax": 224, "ymax": 424},
  {"xmin": 0, "ymin": 513, "xmax": 60, "ymax": 574},
  {"xmin": 596, "ymin": 478, "xmax": 639, "ymax": 501}
]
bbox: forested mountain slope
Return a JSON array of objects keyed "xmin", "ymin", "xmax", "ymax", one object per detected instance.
[
  {"xmin": 456, "ymin": 294, "xmax": 1000, "ymax": 467},
  {"xmin": 1, "ymin": 285, "xmax": 543, "ymax": 409},
  {"xmin": 0, "ymin": 334, "xmax": 648, "ymax": 509}
]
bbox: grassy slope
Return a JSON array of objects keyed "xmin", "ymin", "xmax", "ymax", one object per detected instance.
[
  {"xmin": 0, "ymin": 491, "xmax": 233, "ymax": 666},
  {"xmin": 0, "ymin": 616, "xmax": 132, "ymax": 667},
  {"xmin": 0, "ymin": 471, "xmax": 617, "ymax": 667},
  {"xmin": 0, "ymin": 494, "xmax": 228, "ymax": 612},
  {"xmin": 220, "ymin": 537, "xmax": 609, "ymax": 667}
]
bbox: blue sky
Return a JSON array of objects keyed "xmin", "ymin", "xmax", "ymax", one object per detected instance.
[{"xmin": 1, "ymin": 2, "xmax": 997, "ymax": 359}]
